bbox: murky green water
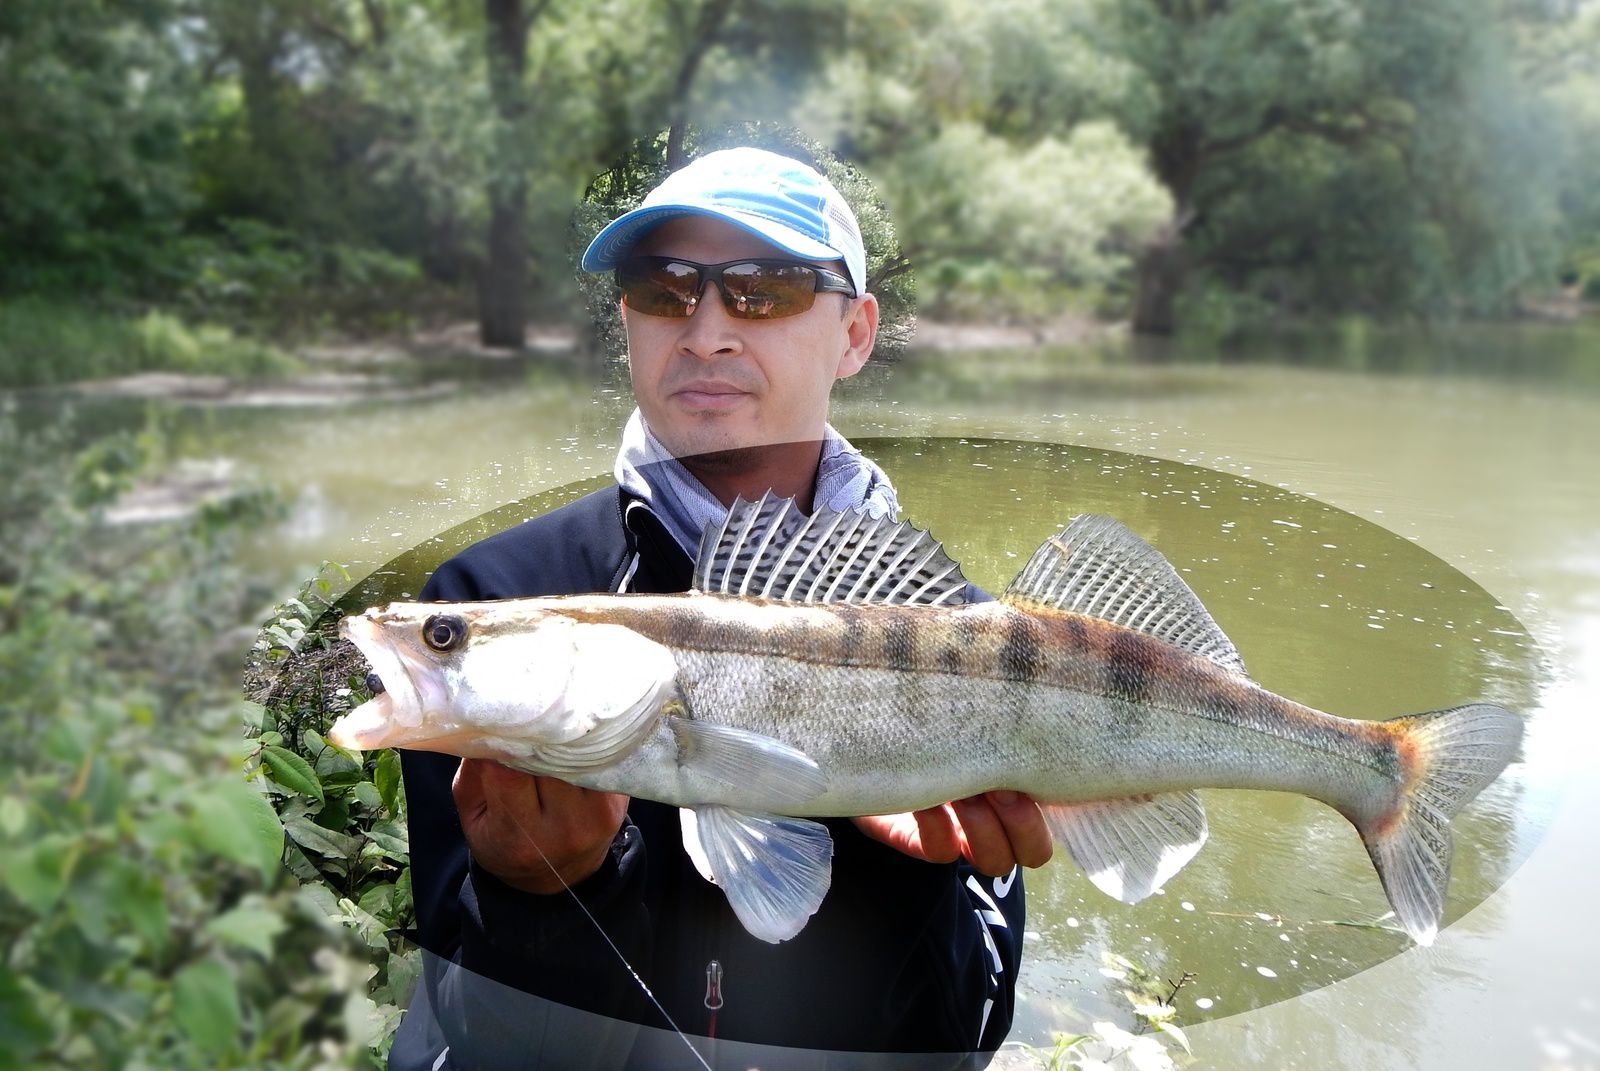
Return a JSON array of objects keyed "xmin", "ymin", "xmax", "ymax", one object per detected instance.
[
  {"xmin": 335, "ymin": 433, "xmax": 1552, "ymax": 1042},
  {"xmin": 48, "ymin": 318, "xmax": 1600, "ymax": 1069}
]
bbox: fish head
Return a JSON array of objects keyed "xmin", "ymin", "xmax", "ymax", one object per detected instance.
[{"xmin": 329, "ymin": 601, "xmax": 679, "ymax": 771}]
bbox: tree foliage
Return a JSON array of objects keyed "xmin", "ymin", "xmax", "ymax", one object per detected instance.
[
  {"xmin": 3, "ymin": 0, "xmax": 1596, "ymax": 350},
  {"xmin": 0, "ymin": 0, "xmax": 197, "ymax": 292},
  {"xmin": 1097, "ymin": 0, "xmax": 1582, "ymax": 330}
]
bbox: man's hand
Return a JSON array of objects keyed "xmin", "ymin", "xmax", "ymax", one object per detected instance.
[
  {"xmin": 852, "ymin": 792, "xmax": 1053, "ymax": 877},
  {"xmin": 452, "ymin": 758, "xmax": 630, "ymax": 895}
]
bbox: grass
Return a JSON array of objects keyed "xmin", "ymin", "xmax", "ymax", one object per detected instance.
[{"xmin": 0, "ymin": 297, "xmax": 302, "ymax": 388}]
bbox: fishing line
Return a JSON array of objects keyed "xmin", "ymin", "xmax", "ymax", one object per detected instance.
[{"xmin": 502, "ymin": 806, "xmax": 715, "ymax": 1071}]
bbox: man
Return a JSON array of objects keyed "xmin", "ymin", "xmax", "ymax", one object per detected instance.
[{"xmin": 389, "ymin": 147, "xmax": 1052, "ymax": 1069}]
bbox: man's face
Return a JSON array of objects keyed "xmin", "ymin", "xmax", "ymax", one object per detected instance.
[{"xmin": 621, "ymin": 216, "xmax": 878, "ymax": 462}]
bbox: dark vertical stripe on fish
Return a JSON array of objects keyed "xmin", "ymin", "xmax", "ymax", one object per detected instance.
[
  {"xmin": 998, "ymin": 611, "xmax": 1043, "ymax": 682},
  {"xmin": 882, "ymin": 614, "xmax": 918, "ymax": 669},
  {"xmin": 1105, "ymin": 630, "xmax": 1159, "ymax": 704},
  {"xmin": 1062, "ymin": 614, "xmax": 1089, "ymax": 654},
  {"xmin": 840, "ymin": 605, "xmax": 868, "ymax": 659}
]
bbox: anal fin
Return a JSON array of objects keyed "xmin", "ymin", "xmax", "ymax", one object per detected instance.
[
  {"xmin": 684, "ymin": 806, "xmax": 834, "ymax": 944},
  {"xmin": 1042, "ymin": 791, "xmax": 1208, "ymax": 904}
]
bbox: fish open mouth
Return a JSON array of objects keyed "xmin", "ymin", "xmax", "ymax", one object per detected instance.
[{"xmin": 329, "ymin": 612, "xmax": 423, "ymax": 751}]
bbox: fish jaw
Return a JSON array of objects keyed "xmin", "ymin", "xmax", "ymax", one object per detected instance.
[
  {"xmin": 331, "ymin": 611, "xmax": 451, "ymax": 751},
  {"xmin": 327, "ymin": 694, "xmax": 394, "ymax": 752}
]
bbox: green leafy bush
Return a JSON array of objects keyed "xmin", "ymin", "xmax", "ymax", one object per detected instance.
[
  {"xmin": 168, "ymin": 220, "xmax": 434, "ymax": 336},
  {"xmin": 0, "ymin": 299, "xmax": 300, "ymax": 388},
  {"xmin": 0, "ymin": 407, "xmax": 393, "ymax": 1069},
  {"xmin": 244, "ymin": 573, "xmax": 420, "ymax": 1054}
]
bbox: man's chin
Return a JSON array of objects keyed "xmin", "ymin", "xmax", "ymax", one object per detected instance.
[{"xmin": 674, "ymin": 439, "xmax": 824, "ymax": 475}]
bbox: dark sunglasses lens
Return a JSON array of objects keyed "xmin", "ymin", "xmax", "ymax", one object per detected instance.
[
  {"xmin": 619, "ymin": 261, "xmax": 700, "ymax": 317},
  {"xmin": 719, "ymin": 263, "xmax": 818, "ymax": 319}
]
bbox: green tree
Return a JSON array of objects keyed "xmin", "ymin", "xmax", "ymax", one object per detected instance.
[
  {"xmin": 1097, "ymin": 0, "xmax": 1567, "ymax": 332},
  {"xmin": 803, "ymin": 0, "xmax": 1168, "ymax": 319},
  {"xmin": 1517, "ymin": 0, "xmax": 1600, "ymax": 298},
  {"xmin": 0, "ymin": 0, "xmax": 196, "ymax": 292}
]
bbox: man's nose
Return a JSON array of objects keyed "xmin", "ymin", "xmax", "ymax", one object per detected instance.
[{"xmin": 677, "ymin": 282, "xmax": 742, "ymax": 356}]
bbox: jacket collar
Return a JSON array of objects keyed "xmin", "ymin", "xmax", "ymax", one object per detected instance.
[{"xmin": 618, "ymin": 491, "xmax": 693, "ymax": 594}]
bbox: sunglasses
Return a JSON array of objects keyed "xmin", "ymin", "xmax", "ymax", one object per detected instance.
[{"xmin": 615, "ymin": 256, "xmax": 855, "ymax": 320}]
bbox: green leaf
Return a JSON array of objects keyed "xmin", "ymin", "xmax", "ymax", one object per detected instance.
[
  {"xmin": 116, "ymin": 867, "xmax": 169, "ymax": 951},
  {"xmin": 261, "ymin": 745, "xmax": 324, "ymax": 802},
  {"xmin": 0, "ymin": 834, "xmax": 75, "ymax": 914},
  {"xmin": 307, "ymin": 730, "xmax": 360, "ymax": 777},
  {"xmin": 391, "ymin": 868, "xmax": 414, "ymax": 922},
  {"xmin": 314, "ymin": 796, "xmax": 351, "ymax": 832},
  {"xmin": 380, "ymin": 947, "xmax": 423, "ymax": 1007},
  {"xmin": 188, "ymin": 777, "xmax": 285, "ymax": 883},
  {"xmin": 338, "ymin": 896, "xmax": 389, "ymax": 948},
  {"xmin": 172, "ymin": 960, "xmax": 240, "ymax": 1057},
  {"xmin": 283, "ymin": 814, "xmax": 362, "ymax": 859},
  {"xmin": 67, "ymin": 859, "xmax": 123, "ymax": 945},
  {"xmin": 351, "ymin": 781, "xmax": 383, "ymax": 809},
  {"xmin": 298, "ymin": 881, "xmax": 344, "ymax": 923},
  {"xmin": 358, "ymin": 883, "xmax": 394, "ymax": 918},
  {"xmin": 365, "ymin": 819, "xmax": 409, "ymax": 862},
  {"xmin": 373, "ymin": 749, "xmax": 402, "ymax": 814},
  {"xmin": 320, "ymin": 770, "xmax": 365, "ymax": 792},
  {"xmin": 0, "ymin": 796, "xmax": 26, "ymax": 838},
  {"xmin": 282, "ymin": 842, "xmax": 321, "ymax": 883},
  {"xmin": 0, "ymin": 967, "xmax": 50, "ymax": 1059},
  {"xmin": 205, "ymin": 900, "xmax": 287, "ymax": 959}
]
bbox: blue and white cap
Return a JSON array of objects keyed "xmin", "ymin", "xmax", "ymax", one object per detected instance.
[{"xmin": 580, "ymin": 147, "xmax": 867, "ymax": 297}]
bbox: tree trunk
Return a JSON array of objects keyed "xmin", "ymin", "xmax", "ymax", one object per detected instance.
[
  {"xmin": 480, "ymin": 0, "xmax": 530, "ymax": 349},
  {"xmin": 663, "ymin": 0, "xmax": 737, "ymax": 171},
  {"xmin": 1130, "ymin": 192, "xmax": 1198, "ymax": 336},
  {"xmin": 1131, "ymin": 232, "xmax": 1186, "ymax": 336},
  {"xmin": 480, "ymin": 180, "xmax": 527, "ymax": 347}
]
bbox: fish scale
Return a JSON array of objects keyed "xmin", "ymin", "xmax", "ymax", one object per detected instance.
[{"xmin": 331, "ymin": 494, "xmax": 1523, "ymax": 946}]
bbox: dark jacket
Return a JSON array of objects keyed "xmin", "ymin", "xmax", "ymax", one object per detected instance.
[{"xmin": 388, "ymin": 485, "xmax": 1025, "ymax": 1069}]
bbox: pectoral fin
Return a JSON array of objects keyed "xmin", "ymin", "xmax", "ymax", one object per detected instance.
[
  {"xmin": 683, "ymin": 806, "xmax": 834, "ymax": 944},
  {"xmin": 1042, "ymin": 791, "xmax": 1208, "ymax": 904},
  {"xmin": 669, "ymin": 717, "xmax": 829, "ymax": 810}
]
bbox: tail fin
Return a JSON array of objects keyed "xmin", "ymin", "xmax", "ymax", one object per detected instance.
[{"xmin": 1359, "ymin": 703, "xmax": 1523, "ymax": 945}]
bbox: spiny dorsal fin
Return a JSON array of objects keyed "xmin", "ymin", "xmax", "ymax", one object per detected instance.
[
  {"xmin": 693, "ymin": 492, "xmax": 968, "ymax": 606},
  {"xmin": 1003, "ymin": 514, "xmax": 1246, "ymax": 675}
]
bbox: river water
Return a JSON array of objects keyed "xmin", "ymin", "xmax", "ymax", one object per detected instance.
[{"xmin": 123, "ymin": 319, "xmax": 1600, "ymax": 1068}]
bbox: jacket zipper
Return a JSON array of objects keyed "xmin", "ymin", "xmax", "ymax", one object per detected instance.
[{"xmin": 703, "ymin": 958, "xmax": 723, "ymax": 1039}]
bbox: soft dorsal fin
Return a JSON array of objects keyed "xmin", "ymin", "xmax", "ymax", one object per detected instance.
[
  {"xmin": 1003, "ymin": 514, "xmax": 1246, "ymax": 675},
  {"xmin": 693, "ymin": 492, "xmax": 969, "ymax": 606}
]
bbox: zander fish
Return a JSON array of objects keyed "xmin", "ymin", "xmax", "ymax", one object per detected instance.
[{"xmin": 330, "ymin": 495, "xmax": 1523, "ymax": 946}]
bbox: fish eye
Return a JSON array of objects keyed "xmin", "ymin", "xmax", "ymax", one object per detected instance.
[{"xmin": 421, "ymin": 613, "xmax": 468, "ymax": 652}]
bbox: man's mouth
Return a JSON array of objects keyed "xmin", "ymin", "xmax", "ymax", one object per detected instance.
[{"xmin": 673, "ymin": 381, "xmax": 750, "ymax": 409}]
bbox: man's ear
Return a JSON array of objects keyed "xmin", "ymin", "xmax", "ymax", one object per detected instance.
[{"xmin": 835, "ymin": 293, "xmax": 879, "ymax": 380}]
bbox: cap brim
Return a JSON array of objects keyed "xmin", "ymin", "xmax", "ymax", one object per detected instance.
[{"xmin": 581, "ymin": 204, "xmax": 845, "ymax": 274}]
